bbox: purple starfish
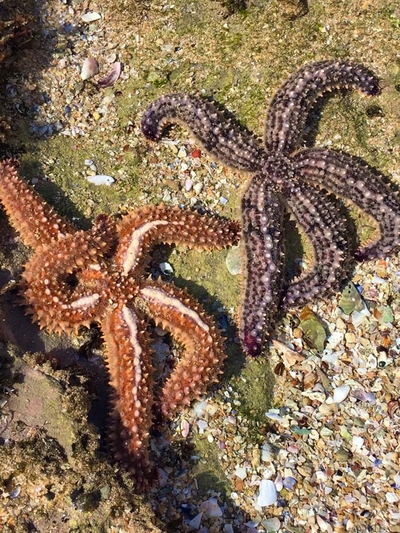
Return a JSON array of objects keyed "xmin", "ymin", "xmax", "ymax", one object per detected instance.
[{"xmin": 141, "ymin": 60, "xmax": 400, "ymax": 356}]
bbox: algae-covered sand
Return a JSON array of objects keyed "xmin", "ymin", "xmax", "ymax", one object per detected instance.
[{"xmin": 0, "ymin": 0, "xmax": 400, "ymax": 531}]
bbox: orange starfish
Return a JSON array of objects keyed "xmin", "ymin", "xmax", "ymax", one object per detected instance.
[{"xmin": 0, "ymin": 160, "xmax": 240, "ymax": 487}]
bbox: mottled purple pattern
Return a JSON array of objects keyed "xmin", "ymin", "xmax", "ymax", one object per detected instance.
[
  {"xmin": 141, "ymin": 60, "xmax": 400, "ymax": 356},
  {"xmin": 240, "ymin": 175, "xmax": 285, "ymax": 356},
  {"xmin": 293, "ymin": 148, "xmax": 400, "ymax": 260},
  {"xmin": 141, "ymin": 94, "xmax": 265, "ymax": 171}
]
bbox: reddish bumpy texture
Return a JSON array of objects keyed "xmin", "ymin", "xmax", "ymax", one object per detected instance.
[
  {"xmin": 0, "ymin": 161, "xmax": 240, "ymax": 487},
  {"xmin": 141, "ymin": 60, "xmax": 400, "ymax": 356}
]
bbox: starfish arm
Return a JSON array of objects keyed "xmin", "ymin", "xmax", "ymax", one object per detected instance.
[
  {"xmin": 265, "ymin": 61, "xmax": 380, "ymax": 155},
  {"xmin": 293, "ymin": 148, "xmax": 400, "ymax": 259},
  {"xmin": 240, "ymin": 175, "xmax": 285, "ymax": 356},
  {"xmin": 102, "ymin": 304, "xmax": 154, "ymax": 486},
  {"xmin": 137, "ymin": 281, "xmax": 226, "ymax": 418},
  {"xmin": 141, "ymin": 94, "xmax": 266, "ymax": 171},
  {"xmin": 22, "ymin": 220, "xmax": 115, "ymax": 333},
  {"xmin": 115, "ymin": 204, "xmax": 240, "ymax": 276},
  {"xmin": 282, "ymin": 182, "xmax": 354, "ymax": 306},
  {"xmin": 0, "ymin": 160, "xmax": 76, "ymax": 247}
]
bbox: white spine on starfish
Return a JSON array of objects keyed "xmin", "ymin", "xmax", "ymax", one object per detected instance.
[
  {"xmin": 69, "ymin": 293, "xmax": 100, "ymax": 309},
  {"xmin": 122, "ymin": 305, "xmax": 143, "ymax": 408},
  {"xmin": 140, "ymin": 286, "xmax": 212, "ymax": 341},
  {"xmin": 122, "ymin": 220, "xmax": 171, "ymax": 275}
]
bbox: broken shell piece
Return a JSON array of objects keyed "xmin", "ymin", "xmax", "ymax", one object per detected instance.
[
  {"xmin": 98, "ymin": 62, "xmax": 122, "ymax": 88},
  {"xmin": 82, "ymin": 12, "xmax": 101, "ymax": 22},
  {"xmin": 200, "ymin": 497, "xmax": 223, "ymax": 517},
  {"xmin": 272, "ymin": 339, "xmax": 306, "ymax": 367},
  {"xmin": 299, "ymin": 306, "xmax": 327, "ymax": 351},
  {"xmin": 81, "ymin": 57, "xmax": 99, "ymax": 80},
  {"xmin": 333, "ymin": 384, "xmax": 350, "ymax": 404},
  {"xmin": 351, "ymin": 306, "xmax": 370, "ymax": 327}
]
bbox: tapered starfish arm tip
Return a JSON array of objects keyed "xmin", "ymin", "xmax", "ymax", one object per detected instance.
[{"xmin": 0, "ymin": 159, "xmax": 75, "ymax": 247}]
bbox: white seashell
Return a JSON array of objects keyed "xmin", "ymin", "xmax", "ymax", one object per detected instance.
[
  {"xmin": 81, "ymin": 57, "xmax": 99, "ymax": 80},
  {"xmin": 256, "ymin": 479, "xmax": 277, "ymax": 507},
  {"xmin": 351, "ymin": 306, "xmax": 370, "ymax": 328},
  {"xmin": 321, "ymin": 350, "xmax": 340, "ymax": 365},
  {"xmin": 86, "ymin": 175, "xmax": 115, "ymax": 186},
  {"xmin": 352, "ymin": 435, "xmax": 364, "ymax": 451},
  {"xmin": 265, "ymin": 411, "xmax": 283, "ymax": 422},
  {"xmin": 192, "ymin": 400, "xmax": 208, "ymax": 417},
  {"xmin": 316, "ymin": 515, "xmax": 333, "ymax": 532},
  {"xmin": 333, "ymin": 384, "xmax": 350, "ymax": 403},
  {"xmin": 325, "ymin": 331, "xmax": 344, "ymax": 350},
  {"xmin": 184, "ymin": 179, "xmax": 193, "ymax": 191},
  {"xmin": 386, "ymin": 492, "xmax": 399, "ymax": 503},
  {"xmin": 197, "ymin": 419, "xmax": 208, "ymax": 434},
  {"xmin": 81, "ymin": 12, "xmax": 101, "ymax": 22}
]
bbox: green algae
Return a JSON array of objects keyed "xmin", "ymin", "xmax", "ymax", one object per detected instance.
[{"xmin": 231, "ymin": 356, "xmax": 275, "ymax": 422}]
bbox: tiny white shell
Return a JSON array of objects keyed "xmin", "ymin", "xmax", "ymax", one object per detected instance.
[
  {"xmin": 81, "ymin": 57, "xmax": 99, "ymax": 80},
  {"xmin": 81, "ymin": 12, "xmax": 101, "ymax": 22},
  {"xmin": 333, "ymin": 384, "xmax": 350, "ymax": 404},
  {"xmin": 86, "ymin": 174, "xmax": 115, "ymax": 186}
]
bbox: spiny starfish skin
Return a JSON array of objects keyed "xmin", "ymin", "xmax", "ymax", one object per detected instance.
[
  {"xmin": 0, "ymin": 160, "xmax": 240, "ymax": 486},
  {"xmin": 141, "ymin": 60, "xmax": 400, "ymax": 356}
]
